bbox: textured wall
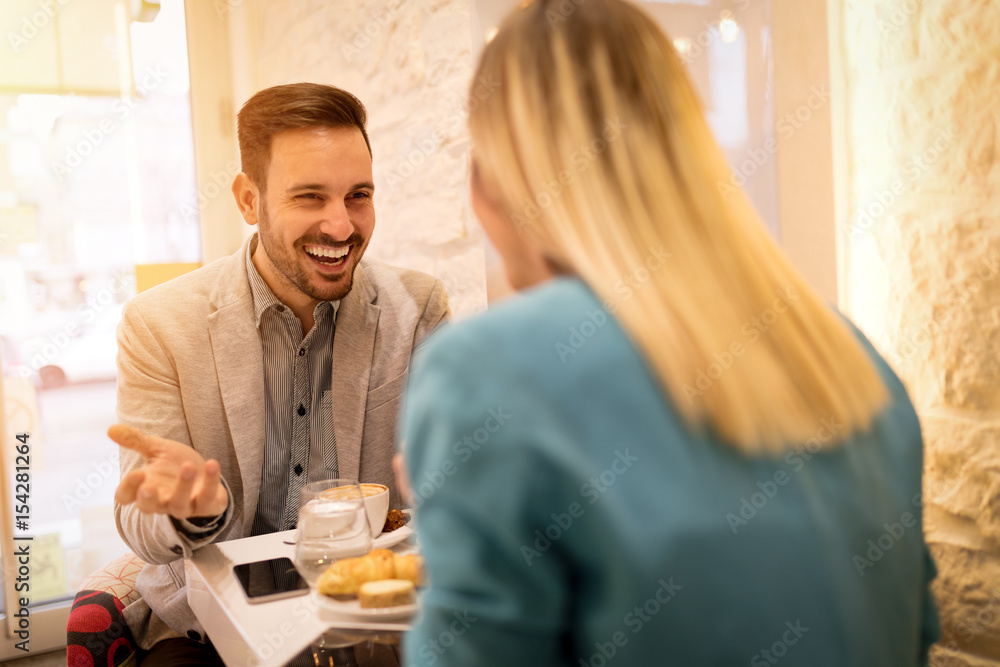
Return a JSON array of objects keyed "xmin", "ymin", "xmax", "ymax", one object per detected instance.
[
  {"xmin": 230, "ymin": 0, "xmax": 487, "ymax": 319},
  {"xmin": 839, "ymin": 1, "xmax": 1000, "ymax": 664}
]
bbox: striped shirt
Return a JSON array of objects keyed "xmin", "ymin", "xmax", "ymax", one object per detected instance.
[{"xmin": 245, "ymin": 236, "xmax": 340, "ymax": 536}]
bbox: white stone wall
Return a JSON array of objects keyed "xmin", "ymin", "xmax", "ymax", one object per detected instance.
[
  {"xmin": 839, "ymin": 1, "xmax": 1000, "ymax": 663},
  {"xmin": 230, "ymin": 0, "xmax": 487, "ymax": 319}
]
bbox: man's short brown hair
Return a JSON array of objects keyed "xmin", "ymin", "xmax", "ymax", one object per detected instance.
[{"xmin": 236, "ymin": 82, "xmax": 372, "ymax": 192}]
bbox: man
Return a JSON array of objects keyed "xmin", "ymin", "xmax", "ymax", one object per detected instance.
[{"xmin": 110, "ymin": 83, "xmax": 449, "ymax": 663}]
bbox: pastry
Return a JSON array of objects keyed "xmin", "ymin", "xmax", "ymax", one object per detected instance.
[
  {"xmin": 392, "ymin": 553, "xmax": 424, "ymax": 586},
  {"xmin": 368, "ymin": 549, "xmax": 396, "ymax": 579},
  {"xmin": 318, "ymin": 550, "xmax": 424, "ymax": 596},
  {"xmin": 382, "ymin": 509, "xmax": 410, "ymax": 532},
  {"xmin": 358, "ymin": 579, "xmax": 415, "ymax": 608}
]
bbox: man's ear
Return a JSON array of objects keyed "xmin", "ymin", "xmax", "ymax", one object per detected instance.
[{"xmin": 232, "ymin": 172, "xmax": 260, "ymax": 226}]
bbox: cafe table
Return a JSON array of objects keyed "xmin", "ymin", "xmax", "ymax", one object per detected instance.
[{"xmin": 185, "ymin": 527, "xmax": 417, "ymax": 666}]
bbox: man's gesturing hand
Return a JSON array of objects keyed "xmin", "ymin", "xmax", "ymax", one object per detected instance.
[{"xmin": 110, "ymin": 424, "xmax": 229, "ymax": 520}]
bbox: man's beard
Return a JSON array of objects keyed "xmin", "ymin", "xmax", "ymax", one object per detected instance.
[{"xmin": 257, "ymin": 205, "xmax": 363, "ymax": 302}]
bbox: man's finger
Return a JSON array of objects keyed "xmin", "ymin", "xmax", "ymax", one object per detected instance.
[
  {"xmin": 135, "ymin": 484, "xmax": 164, "ymax": 514},
  {"xmin": 115, "ymin": 470, "xmax": 146, "ymax": 505},
  {"xmin": 167, "ymin": 463, "xmax": 197, "ymax": 518},
  {"xmin": 193, "ymin": 459, "xmax": 225, "ymax": 518},
  {"xmin": 108, "ymin": 424, "xmax": 157, "ymax": 458}
]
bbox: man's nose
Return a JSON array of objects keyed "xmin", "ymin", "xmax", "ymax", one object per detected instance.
[{"xmin": 317, "ymin": 200, "xmax": 353, "ymax": 240}]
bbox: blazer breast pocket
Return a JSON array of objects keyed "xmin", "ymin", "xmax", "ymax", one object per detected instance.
[{"xmin": 365, "ymin": 369, "xmax": 408, "ymax": 413}]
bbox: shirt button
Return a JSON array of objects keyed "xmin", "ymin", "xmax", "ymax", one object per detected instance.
[
  {"xmin": 297, "ymin": 404, "xmax": 306, "ymax": 416},
  {"xmin": 298, "ymin": 349, "xmax": 305, "ymax": 356},
  {"xmin": 275, "ymin": 305, "xmax": 285, "ymax": 312},
  {"xmin": 294, "ymin": 464, "xmax": 303, "ymax": 476},
  {"xmin": 171, "ymin": 545, "xmax": 183, "ymax": 555},
  {"xmin": 187, "ymin": 630, "xmax": 201, "ymax": 641}
]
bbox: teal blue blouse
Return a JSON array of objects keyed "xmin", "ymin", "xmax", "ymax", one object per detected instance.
[{"xmin": 402, "ymin": 278, "xmax": 938, "ymax": 666}]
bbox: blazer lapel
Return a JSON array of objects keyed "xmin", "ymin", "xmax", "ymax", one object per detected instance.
[
  {"xmin": 207, "ymin": 237, "xmax": 265, "ymax": 529},
  {"xmin": 330, "ymin": 263, "xmax": 380, "ymax": 481}
]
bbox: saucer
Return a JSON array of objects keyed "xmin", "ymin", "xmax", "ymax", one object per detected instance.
[
  {"xmin": 372, "ymin": 523, "xmax": 414, "ymax": 549},
  {"xmin": 313, "ymin": 590, "xmax": 417, "ymax": 620}
]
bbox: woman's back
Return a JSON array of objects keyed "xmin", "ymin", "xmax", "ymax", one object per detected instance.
[{"xmin": 403, "ymin": 278, "xmax": 937, "ymax": 666}]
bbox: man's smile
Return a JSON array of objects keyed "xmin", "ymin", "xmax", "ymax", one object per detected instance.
[{"xmin": 302, "ymin": 243, "xmax": 351, "ymax": 268}]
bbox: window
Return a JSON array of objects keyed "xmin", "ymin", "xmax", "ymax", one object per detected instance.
[{"xmin": 0, "ymin": 0, "xmax": 198, "ymax": 653}]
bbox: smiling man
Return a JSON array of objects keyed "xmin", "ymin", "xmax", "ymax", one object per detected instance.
[{"xmin": 109, "ymin": 83, "xmax": 449, "ymax": 664}]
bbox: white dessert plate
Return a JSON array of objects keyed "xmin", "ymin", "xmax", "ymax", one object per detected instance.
[
  {"xmin": 372, "ymin": 523, "xmax": 414, "ymax": 549},
  {"xmin": 313, "ymin": 590, "xmax": 417, "ymax": 620}
]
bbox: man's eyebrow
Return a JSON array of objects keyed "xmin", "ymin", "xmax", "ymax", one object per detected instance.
[
  {"xmin": 288, "ymin": 184, "xmax": 329, "ymax": 193},
  {"xmin": 286, "ymin": 182, "xmax": 375, "ymax": 193}
]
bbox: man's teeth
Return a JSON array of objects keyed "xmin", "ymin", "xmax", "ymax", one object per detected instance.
[{"xmin": 304, "ymin": 245, "xmax": 350, "ymax": 259}]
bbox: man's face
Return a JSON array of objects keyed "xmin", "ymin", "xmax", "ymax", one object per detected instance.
[{"xmin": 255, "ymin": 126, "xmax": 375, "ymax": 303}]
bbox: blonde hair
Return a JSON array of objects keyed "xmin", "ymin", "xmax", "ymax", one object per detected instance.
[{"xmin": 469, "ymin": 0, "xmax": 888, "ymax": 454}]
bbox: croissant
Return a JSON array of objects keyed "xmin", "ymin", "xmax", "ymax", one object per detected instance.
[{"xmin": 317, "ymin": 549, "xmax": 424, "ymax": 596}]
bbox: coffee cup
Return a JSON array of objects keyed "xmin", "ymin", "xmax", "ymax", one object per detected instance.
[
  {"xmin": 321, "ymin": 483, "xmax": 389, "ymax": 537},
  {"xmin": 359, "ymin": 483, "xmax": 389, "ymax": 537}
]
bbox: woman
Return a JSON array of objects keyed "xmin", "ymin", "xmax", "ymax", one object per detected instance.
[{"xmin": 400, "ymin": 0, "xmax": 939, "ymax": 664}]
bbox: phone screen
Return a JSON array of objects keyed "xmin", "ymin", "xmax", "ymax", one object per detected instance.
[{"xmin": 233, "ymin": 557, "xmax": 309, "ymax": 603}]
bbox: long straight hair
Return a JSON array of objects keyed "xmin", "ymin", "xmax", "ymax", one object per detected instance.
[{"xmin": 469, "ymin": 0, "xmax": 888, "ymax": 454}]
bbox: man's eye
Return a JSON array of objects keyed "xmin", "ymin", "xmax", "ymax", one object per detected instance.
[
  {"xmin": 298, "ymin": 193, "xmax": 322, "ymax": 200},
  {"xmin": 350, "ymin": 192, "xmax": 371, "ymax": 200}
]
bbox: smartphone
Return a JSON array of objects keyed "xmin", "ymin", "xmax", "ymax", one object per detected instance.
[{"xmin": 232, "ymin": 557, "xmax": 309, "ymax": 604}]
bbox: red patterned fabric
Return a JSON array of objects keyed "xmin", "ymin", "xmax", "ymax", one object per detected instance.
[
  {"xmin": 67, "ymin": 553, "xmax": 146, "ymax": 667},
  {"xmin": 67, "ymin": 591, "xmax": 136, "ymax": 667},
  {"xmin": 67, "ymin": 602, "xmax": 113, "ymax": 633},
  {"xmin": 66, "ymin": 643, "xmax": 94, "ymax": 667}
]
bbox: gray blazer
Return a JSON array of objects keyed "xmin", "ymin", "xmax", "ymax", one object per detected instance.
[{"xmin": 114, "ymin": 235, "xmax": 449, "ymax": 647}]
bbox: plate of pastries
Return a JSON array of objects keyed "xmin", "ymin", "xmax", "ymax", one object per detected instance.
[{"xmin": 316, "ymin": 548, "xmax": 424, "ymax": 619}]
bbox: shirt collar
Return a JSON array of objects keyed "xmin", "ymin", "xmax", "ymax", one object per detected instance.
[{"xmin": 245, "ymin": 234, "xmax": 340, "ymax": 328}]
